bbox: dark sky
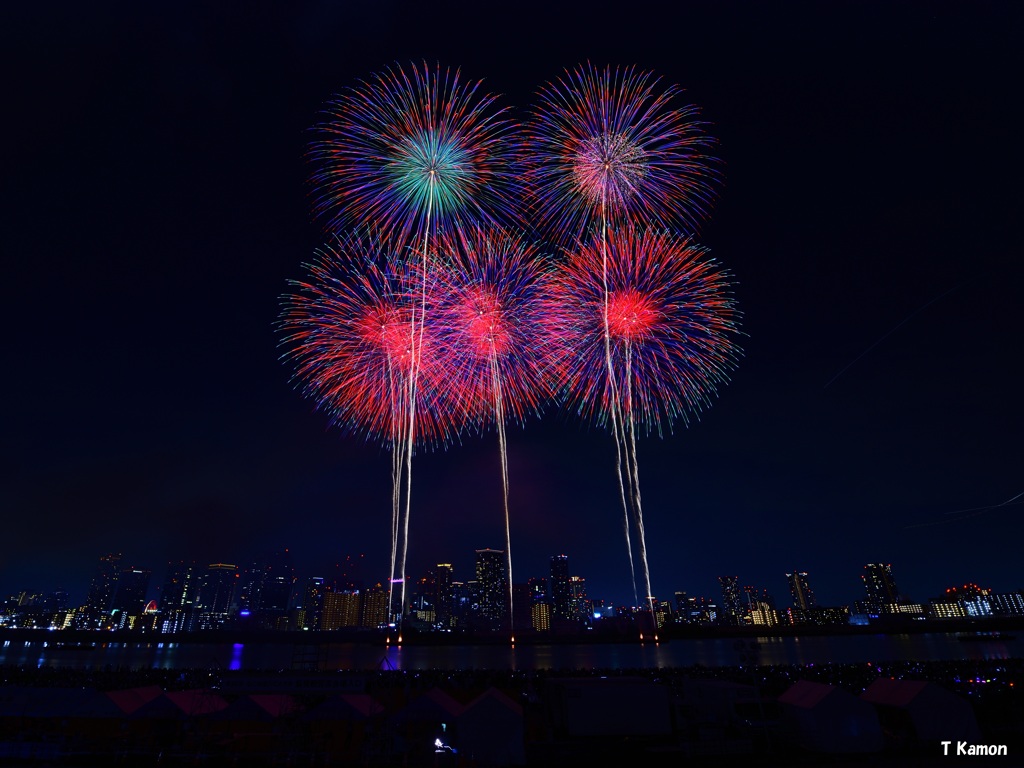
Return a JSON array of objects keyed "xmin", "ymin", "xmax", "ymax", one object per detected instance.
[{"xmin": 3, "ymin": 2, "xmax": 1022, "ymax": 611}]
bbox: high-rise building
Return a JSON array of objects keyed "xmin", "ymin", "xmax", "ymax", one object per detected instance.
[
  {"xmin": 160, "ymin": 561, "xmax": 196, "ymax": 612},
  {"xmin": 550, "ymin": 555, "xmax": 570, "ymax": 619},
  {"xmin": 512, "ymin": 583, "xmax": 533, "ymax": 632},
  {"xmin": 475, "ymin": 549, "xmax": 507, "ymax": 624},
  {"xmin": 238, "ymin": 550, "xmax": 295, "ymax": 627},
  {"xmin": 85, "ymin": 553, "xmax": 122, "ymax": 620},
  {"xmin": 410, "ymin": 572, "xmax": 436, "ymax": 624},
  {"xmin": 435, "ymin": 564, "xmax": 454, "ymax": 629},
  {"xmin": 302, "ymin": 577, "xmax": 326, "ymax": 630},
  {"xmin": 786, "ymin": 571, "xmax": 817, "ymax": 612},
  {"xmin": 569, "ymin": 576, "xmax": 589, "ymax": 621},
  {"xmin": 531, "ymin": 601, "xmax": 551, "ymax": 632},
  {"xmin": 111, "ymin": 568, "xmax": 151, "ymax": 616},
  {"xmin": 718, "ymin": 576, "xmax": 742, "ymax": 625},
  {"xmin": 194, "ymin": 563, "xmax": 237, "ymax": 629},
  {"xmin": 528, "ymin": 577, "xmax": 548, "ymax": 604},
  {"xmin": 360, "ymin": 583, "xmax": 389, "ymax": 628},
  {"xmin": 160, "ymin": 561, "xmax": 196, "ymax": 633},
  {"xmin": 862, "ymin": 563, "xmax": 901, "ymax": 610},
  {"xmin": 322, "ymin": 591, "xmax": 361, "ymax": 629}
]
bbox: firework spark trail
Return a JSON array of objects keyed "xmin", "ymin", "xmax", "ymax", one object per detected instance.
[
  {"xmin": 394, "ymin": 192, "xmax": 435, "ymax": 636},
  {"xmin": 623, "ymin": 341, "xmax": 656, "ymax": 626},
  {"xmin": 600, "ymin": 191, "xmax": 640, "ymax": 610},
  {"xmin": 490, "ymin": 353, "xmax": 515, "ymax": 640},
  {"xmin": 545, "ymin": 229, "xmax": 742, "ymax": 620}
]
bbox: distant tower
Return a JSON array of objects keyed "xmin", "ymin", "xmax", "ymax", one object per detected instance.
[
  {"xmin": 862, "ymin": 563, "xmax": 901, "ymax": 609},
  {"xmin": 160, "ymin": 561, "xmax": 196, "ymax": 633},
  {"xmin": 239, "ymin": 549, "xmax": 295, "ymax": 627},
  {"xmin": 322, "ymin": 591, "xmax": 361, "ymax": 629},
  {"xmin": 160, "ymin": 561, "xmax": 196, "ymax": 612},
  {"xmin": 569, "ymin": 576, "xmax": 588, "ymax": 621},
  {"xmin": 528, "ymin": 577, "xmax": 549, "ymax": 604},
  {"xmin": 786, "ymin": 571, "xmax": 817, "ymax": 612},
  {"xmin": 435, "ymin": 564, "xmax": 454, "ymax": 629},
  {"xmin": 86, "ymin": 553, "xmax": 122, "ymax": 619},
  {"xmin": 302, "ymin": 577, "xmax": 326, "ymax": 630},
  {"xmin": 194, "ymin": 563, "xmax": 237, "ymax": 629},
  {"xmin": 550, "ymin": 555, "xmax": 571, "ymax": 619},
  {"xmin": 718, "ymin": 576, "xmax": 742, "ymax": 625},
  {"xmin": 111, "ymin": 568, "xmax": 151, "ymax": 615},
  {"xmin": 360, "ymin": 583, "xmax": 389, "ymax": 628},
  {"xmin": 475, "ymin": 549, "xmax": 507, "ymax": 624}
]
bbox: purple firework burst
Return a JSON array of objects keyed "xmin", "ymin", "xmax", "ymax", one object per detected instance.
[{"xmin": 524, "ymin": 62, "xmax": 721, "ymax": 243}]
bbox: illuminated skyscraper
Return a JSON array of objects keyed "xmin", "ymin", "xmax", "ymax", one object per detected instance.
[
  {"xmin": 550, "ymin": 555, "xmax": 570, "ymax": 619},
  {"xmin": 786, "ymin": 571, "xmax": 817, "ymax": 612},
  {"xmin": 322, "ymin": 591, "xmax": 361, "ymax": 629},
  {"xmin": 435, "ymin": 564, "xmax": 454, "ymax": 628},
  {"xmin": 569, "ymin": 576, "xmax": 589, "ymax": 621},
  {"xmin": 528, "ymin": 577, "xmax": 548, "ymax": 604},
  {"xmin": 718, "ymin": 576, "xmax": 742, "ymax": 625},
  {"xmin": 86, "ymin": 553, "xmax": 122, "ymax": 620},
  {"xmin": 161, "ymin": 561, "xmax": 196, "ymax": 612},
  {"xmin": 475, "ymin": 548, "xmax": 507, "ymax": 624},
  {"xmin": 302, "ymin": 577, "xmax": 326, "ymax": 630},
  {"xmin": 360, "ymin": 583, "xmax": 388, "ymax": 628},
  {"xmin": 111, "ymin": 568, "xmax": 151, "ymax": 616},
  {"xmin": 194, "ymin": 563, "xmax": 237, "ymax": 629},
  {"xmin": 862, "ymin": 563, "xmax": 901, "ymax": 610},
  {"xmin": 238, "ymin": 549, "xmax": 295, "ymax": 628},
  {"xmin": 159, "ymin": 560, "xmax": 196, "ymax": 633}
]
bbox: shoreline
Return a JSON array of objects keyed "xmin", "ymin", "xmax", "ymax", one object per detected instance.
[{"xmin": 3, "ymin": 615, "xmax": 1022, "ymax": 646}]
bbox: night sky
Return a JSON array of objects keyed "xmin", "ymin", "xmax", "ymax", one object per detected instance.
[{"xmin": 4, "ymin": 2, "xmax": 1021, "ymax": 611}]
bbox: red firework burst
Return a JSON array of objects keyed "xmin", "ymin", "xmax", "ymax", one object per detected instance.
[
  {"xmin": 278, "ymin": 236, "xmax": 460, "ymax": 448},
  {"xmin": 544, "ymin": 227, "xmax": 742, "ymax": 435}
]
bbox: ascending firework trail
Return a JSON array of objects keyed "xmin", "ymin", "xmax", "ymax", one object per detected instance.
[{"xmin": 308, "ymin": 62, "xmax": 520, "ymax": 633}]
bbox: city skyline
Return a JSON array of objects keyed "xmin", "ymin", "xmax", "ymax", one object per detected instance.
[
  {"xmin": 8, "ymin": 544, "xmax": 1018, "ymax": 626},
  {"xmin": 4, "ymin": 4, "xmax": 1021, "ymax": 611}
]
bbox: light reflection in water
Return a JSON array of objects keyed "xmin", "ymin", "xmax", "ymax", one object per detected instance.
[{"xmin": 230, "ymin": 643, "xmax": 244, "ymax": 671}]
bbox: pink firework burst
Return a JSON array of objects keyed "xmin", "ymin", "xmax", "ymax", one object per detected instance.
[
  {"xmin": 545, "ymin": 227, "xmax": 742, "ymax": 435},
  {"xmin": 278, "ymin": 236, "xmax": 460, "ymax": 449},
  {"xmin": 524, "ymin": 63, "xmax": 720, "ymax": 243}
]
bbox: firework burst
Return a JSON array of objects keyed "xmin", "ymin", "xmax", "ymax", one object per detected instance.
[
  {"xmin": 309, "ymin": 62, "xmax": 522, "ymax": 244},
  {"xmin": 524, "ymin": 63, "xmax": 720, "ymax": 243},
  {"xmin": 277, "ymin": 236, "xmax": 458, "ymax": 449},
  {"xmin": 547, "ymin": 227, "xmax": 742, "ymax": 435},
  {"xmin": 427, "ymin": 227, "xmax": 557, "ymax": 429}
]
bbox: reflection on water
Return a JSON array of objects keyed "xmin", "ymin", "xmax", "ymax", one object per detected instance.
[
  {"xmin": 229, "ymin": 643, "xmax": 244, "ymax": 671},
  {"xmin": 0, "ymin": 632, "xmax": 1017, "ymax": 672}
]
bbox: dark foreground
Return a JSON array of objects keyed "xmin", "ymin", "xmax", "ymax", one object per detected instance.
[{"xmin": 1, "ymin": 658, "xmax": 1022, "ymax": 766}]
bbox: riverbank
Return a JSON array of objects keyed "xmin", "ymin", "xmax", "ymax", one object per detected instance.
[{"xmin": 4, "ymin": 615, "xmax": 1022, "ymax": 646}]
